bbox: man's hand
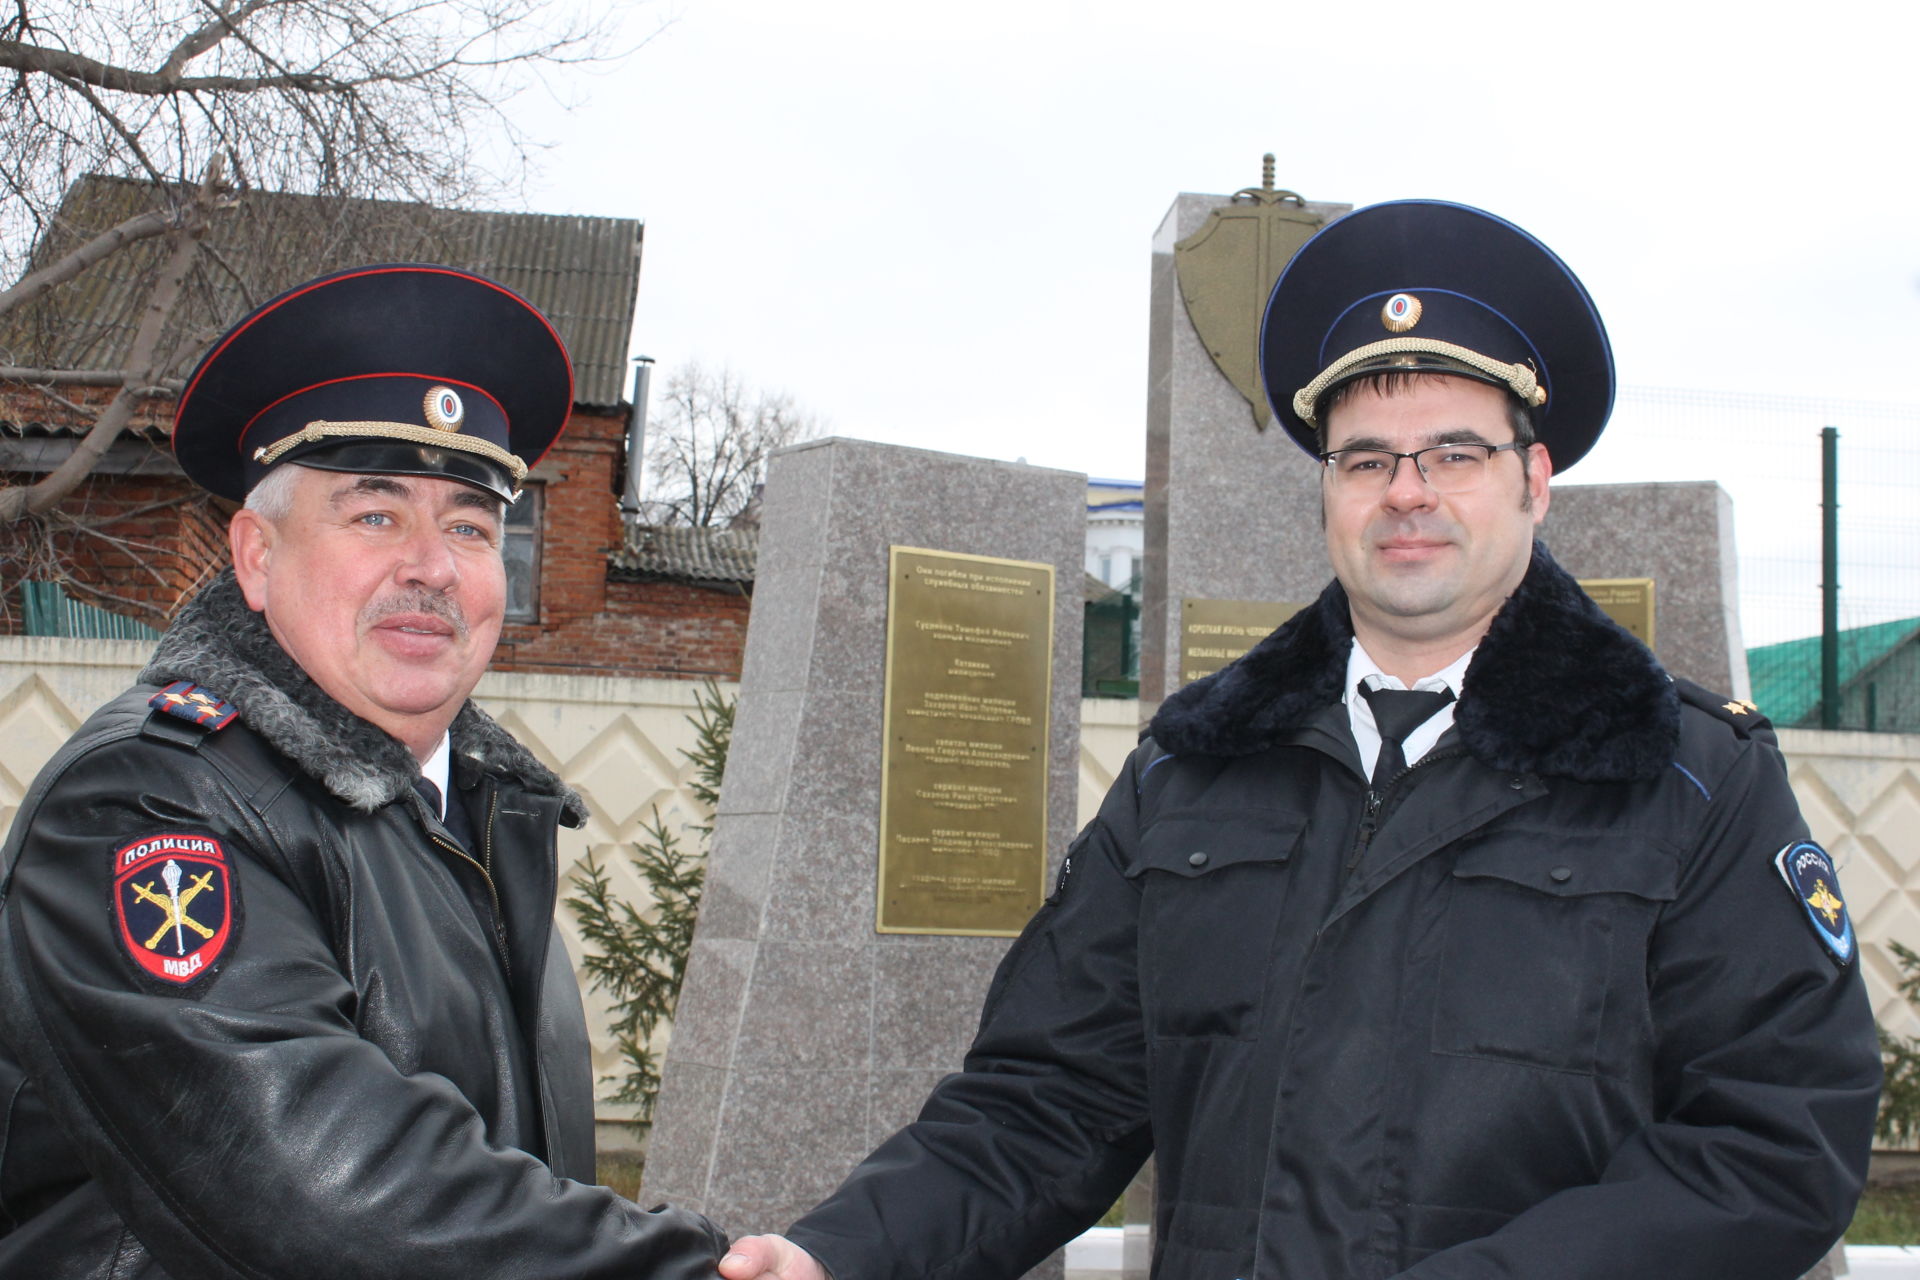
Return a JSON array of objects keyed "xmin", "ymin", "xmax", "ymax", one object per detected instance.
[{"xmin": 719, "ymin": 1234, "xmax": 827, "ymax": 1280}]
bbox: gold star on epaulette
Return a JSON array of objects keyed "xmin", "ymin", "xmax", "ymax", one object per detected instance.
[
  {"xmin": 163, "ymin": 692, "xmax": 188, "ymax": 707},
  {"xmin": 1722, "ymin": 699, "xmax": 1759, "ymax": 716}
]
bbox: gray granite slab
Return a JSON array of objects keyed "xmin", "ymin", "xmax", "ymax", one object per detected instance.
[
  {"xmin": 1540, "ymin": 480, "xmax": 1747, "ymax": 695},
  {"xmin": 760, "ymin": 810, "xmax": 877, "ymax": 939},
  {"xmin": 647, "ymin": 438, "xmax": 1086, "ymax": 1280},
  {"xmin": 714, "ymin": 688, "xmax": 805, "ymax": 817},
  {"xmin": 661, "ymin": 937, "xmax": 755, "ymax": 1067},
  {"xmin": 872, "ymin": 939, "xmax": 1007, "ymax": 1068},
  {"xmin": 696, "ymin": 814, "xmax": 781, "ymax": 941},
  {"xmin": 704, "ymin": 1067, "xmax": 873, "ymax": 1226},
  {"xmin": 731, "ymin": 942, "xmax": 874, "ymax": 1071},
  {"xmin": 639, "ymin": 1057, "xmax": 728, "ymax": 1212}
]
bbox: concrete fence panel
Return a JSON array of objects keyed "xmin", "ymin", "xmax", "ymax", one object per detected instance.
[{"xmin": 10, "ymin": 641, "xmax": 1916, "ymax": 1113}]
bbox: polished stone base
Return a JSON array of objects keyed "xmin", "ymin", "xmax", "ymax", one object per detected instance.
[{"xmin": 643, "ymin": 438, "xmax": 1083, "ymax": 1280}]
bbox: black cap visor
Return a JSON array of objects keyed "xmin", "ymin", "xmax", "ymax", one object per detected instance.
[{"xmin": 265, "ymin": 439, "xmax": 517, "ymax": 504}]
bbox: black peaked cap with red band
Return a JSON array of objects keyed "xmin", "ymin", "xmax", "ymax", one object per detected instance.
[
  {"xmin": 173, "ymin": 264, "xmax": 573, "ymax": 503},
  {"xmin": 1258, "ymin": 200, "xmax": 1614, "ymax": 472}
]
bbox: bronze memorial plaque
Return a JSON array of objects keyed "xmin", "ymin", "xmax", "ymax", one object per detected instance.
[
  {"xmin": 1179, "ymin": 597, "xmax": 1304, "ymax": 687},
  {"xmin": 1578, "ymin": 578, "xmax": 1656, "ymax": 649},
  {"xmin": 878, "ymin": 547, "xmax": 1055, "ymax": 936}
]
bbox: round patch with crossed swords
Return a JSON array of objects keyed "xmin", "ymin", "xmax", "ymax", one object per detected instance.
[{"xmin": 112, "ymin": 833, "xmax": 237, "ymax": 989}]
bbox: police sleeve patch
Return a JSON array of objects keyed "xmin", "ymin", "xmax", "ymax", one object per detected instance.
[
  {"xmin": 111, "ymin": 832, "xmax": 239, "ymax": 990},
  {"xmin": 1774, "ymin": 840, "xmax": 1855, "ymax": 967}
]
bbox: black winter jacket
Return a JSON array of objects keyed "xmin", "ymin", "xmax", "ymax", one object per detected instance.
[
  {"xmin": 787, "ymin": 545, "xmax": 1880, "ymax": 1280},
  {"xmin": 0, "ymin": 573, "xmax": 724, "ymax": 1279}
]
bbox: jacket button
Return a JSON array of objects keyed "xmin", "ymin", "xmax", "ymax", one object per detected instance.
[
  {"xmin": 1509, "ymin": 776, "xmax": 1525, "ymax": 790},
  {"xmin": 1550, "ymin": 866, "xmax": 1573, "ymax": 883},
  {"xmin": 1188, "ymin": 851, "xmax": 1209, "ymax": 868}
]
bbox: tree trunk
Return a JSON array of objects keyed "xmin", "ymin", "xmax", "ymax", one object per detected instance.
[{"xmin": 0, "ymin": 160, "xmax": 222, "ymax": 523}]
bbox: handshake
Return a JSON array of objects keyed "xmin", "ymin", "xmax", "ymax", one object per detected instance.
[{"xmin": 718, "ymin": 1234, "xmax": 825, "ymax": 1280}]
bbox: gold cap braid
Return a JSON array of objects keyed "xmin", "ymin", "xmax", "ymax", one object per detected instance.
[
  {"xmin": 250, "ymin": 419, "xmax": 529, "ymax": 487},
  {"xmin": 1293, "ymin": 338, "xmax": 1547, "ymax": 425}
]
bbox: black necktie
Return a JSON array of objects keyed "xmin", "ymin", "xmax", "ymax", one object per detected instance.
[
  {"xmin": 413, "ymin": 775, "xmax": 477, "ymax": 849},
  {"xmin": 1359, "ymin": 684, "xmax": 1456, "ymax": 788}
]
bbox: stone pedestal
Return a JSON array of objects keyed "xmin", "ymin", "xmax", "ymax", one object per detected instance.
[
  {"xmin": 1141, "ymin": 191, "xmax": 1349, "ymax": 709},
  {"xmin": 643, "ymin": 438, "xmax": 1085, "ymax": 1275},
  {"xmin": 1540, "ymin": 480, "xmax": 1748, "ymax": 697}
]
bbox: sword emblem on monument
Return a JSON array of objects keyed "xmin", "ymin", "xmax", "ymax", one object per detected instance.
[{"xmin": 1173, "ymin": 155, "xmax": 1332, "ymax": 432}]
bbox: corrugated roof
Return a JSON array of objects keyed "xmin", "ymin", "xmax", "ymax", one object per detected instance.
[
  {"xmin": 1, "ymin": 175, "xmax": 642, "ymax": 407},
  {"xmin": 611, "ymin": 524, "xmax": 759, "ymax": 585},
  {"xmin": 1747, "ymin": 616, "xmax": 1920, "ymax": 725}
]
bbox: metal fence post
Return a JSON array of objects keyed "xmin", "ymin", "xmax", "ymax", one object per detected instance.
[{"xmin": 1819, "ymin": 426, "xmax": 1840, "ymax": 729}]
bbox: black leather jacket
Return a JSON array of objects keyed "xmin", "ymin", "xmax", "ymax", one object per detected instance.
[
  {"xmin": 0, "ymin": 574, "xmax": 723, "ymax": 1279},
  {"xmin": 788, "ymin": 546, "xmax": 1880, "ymax": 1280}
]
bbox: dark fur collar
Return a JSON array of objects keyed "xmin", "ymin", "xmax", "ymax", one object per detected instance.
[
  {"xmin": 142, "ymin": 570, "xmax": 587, "ymax": 821},
  {"xmin": 1149, "ymin": 543, "xmax": 1679, "ymax": 782}
]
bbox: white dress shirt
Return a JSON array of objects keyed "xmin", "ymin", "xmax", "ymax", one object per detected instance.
[
  {"xmin": 419, "ymin": 732, "xmax": 452, "ymax": 818},
  {"xmin": 1343, "ymin": 640, "xmax": 1475, "ymax": 778}
]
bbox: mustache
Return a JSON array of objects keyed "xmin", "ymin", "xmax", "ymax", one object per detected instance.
[
  {"xmin": 1367, "ymin": 515, "xmax": 1456, "ymax": 541},
  {"xmin": 360, "ymin": 589, "xmax": 469, "ymax": 640}
]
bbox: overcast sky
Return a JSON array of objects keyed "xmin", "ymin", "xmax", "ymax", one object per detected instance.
[{"xmin": 516, "ymin": 0, "xmax": 1918, "ymax": 638}]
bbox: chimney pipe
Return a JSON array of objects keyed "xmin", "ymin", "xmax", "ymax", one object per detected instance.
[{"xmin": 620, "ymin": 356, "xmax": 654, "ymax": 529}]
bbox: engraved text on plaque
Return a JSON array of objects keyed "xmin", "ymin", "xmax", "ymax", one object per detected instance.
[
  {"xmin": 1179, "ymin": 597, "xmax": 1303, "ymax": 687},
  {"xmin": 878, "ymin": 547, "xmax": 1055, "ymax": 935}
]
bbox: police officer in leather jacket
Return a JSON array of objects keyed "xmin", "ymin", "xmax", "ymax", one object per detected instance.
[{"xmin": 0, "ymin": 266, "xmax": 726, "ymax": 1278}]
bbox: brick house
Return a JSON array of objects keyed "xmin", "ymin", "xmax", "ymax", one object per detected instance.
[{"xmin": 2, "ymin": 177, "xmax": 753, "ymax": 681}]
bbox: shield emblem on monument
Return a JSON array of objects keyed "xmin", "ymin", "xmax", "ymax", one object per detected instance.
[{"xmin": 1175, "ymin": 170, "xmax": 1330, "ymax": 431}]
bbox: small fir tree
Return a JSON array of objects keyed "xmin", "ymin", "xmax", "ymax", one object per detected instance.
[
  {"xmin": 1878, "ymin": 940, "xmax": 1920, "ymax": 1145},
  {"xmin": 566, "ymin": 681, "xmax": 733, "ymax": 1122}
]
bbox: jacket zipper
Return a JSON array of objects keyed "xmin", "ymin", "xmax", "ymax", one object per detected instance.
[
  {"xmin": 427, "ymin": 800, "xmax": 512, "ymax": 981},
  {"xmin": 481, "ymin": 789, "xmax": 511, "ymax": 980},
  {"xmin": 1345, "ymin": 746, "xmax": 1471, "ymax": 873}
]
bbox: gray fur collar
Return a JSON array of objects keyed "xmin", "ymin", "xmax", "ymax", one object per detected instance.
[{"xmin": 142, "ymin": 570, "xmax": 587, "ymax": 823}]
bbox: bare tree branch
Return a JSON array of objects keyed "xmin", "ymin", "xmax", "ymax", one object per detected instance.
[
  {"xmin": 0, "ymin": 208, "xmax": 171, "ymax": 318},
  {"xmin": 644, "ymin": 363, "xmax": 824, "ymax": 528},
  {"xmin": 3, "ymin": 40, "xmax": 350, "ymax": 95},
  {"xmin": 0, "ymin": 156, "xmax": 219, "ymax": 520},
  {"xmin": 44, "ymin": 67, "xmax": 170, "ymax": 184},
  {"xmin": 21, "ymin": 379, "xmax": 96, "ymax": 416},
  {"xmin": 0, "ymin": 367, "xmax": 178, "ymax": 391},
  {"xmin": 155, "ymin": 0, "xmax": 281, "ymax": 83},
  {"xmin": 0, "ymin": 0, "xmax": 654, "ymax": 599}
]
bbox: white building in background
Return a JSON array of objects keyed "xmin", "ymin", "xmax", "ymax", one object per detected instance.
[{"xmin": 1086, "ymin": 478, "xmax": 1144, "ymax": 591}]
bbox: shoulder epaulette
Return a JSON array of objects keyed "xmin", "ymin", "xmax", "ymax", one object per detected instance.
[
  {"xmin": 1671, "ymin": 676, "xmax": 1771, "ymax": 740},
  {"xmin": 147, "ymin": 681, "xmax": 239, "ymax": 732}
]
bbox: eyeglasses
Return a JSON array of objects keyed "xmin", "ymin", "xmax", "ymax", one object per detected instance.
[{"xmin": 1317, "ymin": 442, "xmax": 1527, "ymax": 494}]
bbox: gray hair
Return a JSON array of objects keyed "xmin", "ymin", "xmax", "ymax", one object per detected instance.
[{"xmin": 241, "ymin": 464, "xmax": 310, "ymax": 522}]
